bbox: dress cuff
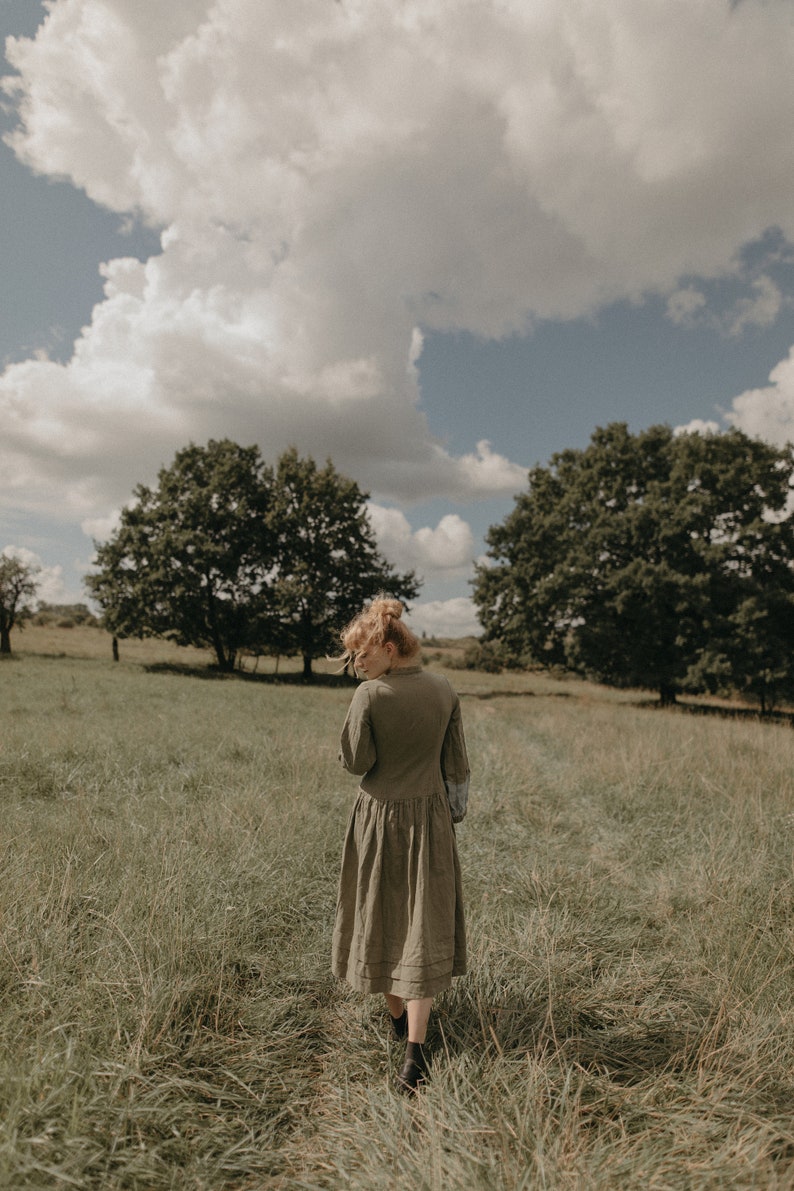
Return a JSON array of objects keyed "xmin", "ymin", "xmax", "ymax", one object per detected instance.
[{"xmin": 444, "ymin": 777, "xmax": 470, "ymax": 823}]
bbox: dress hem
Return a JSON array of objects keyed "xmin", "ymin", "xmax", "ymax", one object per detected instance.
[{"xmin": 332, "ymin": 965, "xmax": 467, "ymax": 999}]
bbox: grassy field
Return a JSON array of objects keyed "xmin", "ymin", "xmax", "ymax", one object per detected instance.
[{"xmin": 2, "ymin": 628, "xmax": 794, "ymax": 1188}]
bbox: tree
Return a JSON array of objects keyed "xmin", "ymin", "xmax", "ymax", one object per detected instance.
[
  {"xmin": 717, "ymin": 588, "xmax": 794, "ymax": 714},
  {"xmin": 472, "ymin": 423, "xmax": 794, "ymax": 706},
  {"xmin": 264, "ymin": 448, "xmax": 419, "ymax": 678},
  {"xmin": 0, "ymin": 553, "xmax": 40, "ymax": 655},
  {"xmin": 86, "ymin": 441, "xmax": 419, "ymax": 677},
  {"xmin": 86, "ymin": 440, "xmax": 276, "ymax": 671}
]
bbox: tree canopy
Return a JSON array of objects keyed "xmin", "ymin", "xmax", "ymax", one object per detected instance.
[
  {"xmin": 87, "ymin": 440, "xmax": 275, "ymax": 671},
  {"xmin": 472, "ymin": 423, "xmax": 794, "ymax": 708},
  {"xmin": 86, "ymin": 440, "xmax": 418, "ymax": 675},
  {"xmin": 0, "ymin": 553, "xmax": 40, "ymax": 655},
  {"xmin": 267, "ymin": 448, "xmax": 419, "ymax": 677}
]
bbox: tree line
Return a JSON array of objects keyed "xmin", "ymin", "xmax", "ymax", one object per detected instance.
[
  {"xmin": 4, "ymin": 424, "xmax": 793, "ymax": 710},
  {"xmin": 472, "ymin": 423, "xmax": 794, "ymax": 711}
]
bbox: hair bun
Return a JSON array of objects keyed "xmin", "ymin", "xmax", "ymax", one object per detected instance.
[
  {"xmin": 370, "ymin": 596, "xmax": 403, "ymax": 621},
  {"xmin": 339, "ymin": 593, "xmax": 420, "ymax": 664}
]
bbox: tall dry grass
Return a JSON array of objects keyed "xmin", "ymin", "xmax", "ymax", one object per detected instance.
[{"xmin": 1, "ymin": 642, "xmax": 793, "ymax": 1188}]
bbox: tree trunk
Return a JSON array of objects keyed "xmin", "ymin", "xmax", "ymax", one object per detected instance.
[
  {"xmin": 302, "ymin": 653, "xmax": 313, "ymax": 680},
  {"xmin": 112, "ymin": 635, "xmax": 119, "ymax": 662},
  {"xmin": 658, "ymin": 682, "xmax": 677, "ymax": 707},
  {"xmin": 205, "ymin": 589, "xmax": 232, "ymax": 670},
  {"xmin": 0, "ymin": 625, "xmax": 10, "ymax": 654}
]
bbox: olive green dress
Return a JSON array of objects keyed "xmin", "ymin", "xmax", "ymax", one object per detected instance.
[{"xmin": 332, "ymin": 666, "xmax": 469, "ymax": 999}]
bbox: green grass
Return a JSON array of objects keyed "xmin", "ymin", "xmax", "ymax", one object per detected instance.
[{"xmin": 1, "ymin": 643, "xmax": 794, "ymax": 1188}]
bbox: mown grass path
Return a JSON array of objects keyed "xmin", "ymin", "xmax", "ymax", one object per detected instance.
[{"xmin": 1, "ymin": 650, "xmax": 793, "ymax": 1188}]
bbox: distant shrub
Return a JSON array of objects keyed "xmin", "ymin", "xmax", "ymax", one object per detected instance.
[
  {"xmin": 421, "ymin": 651, "xmax": 443, "ymax": 665},
  {"xmin": 469, "ymin": 641, "xmax": 505, "ymax": 672},
  {"xmin": 444, "ymin": 640, "xmax": 507, "ymax": 672},
  {"xmin": 33, "ymin": 603, "xmax": 99, "ymax": 628}
]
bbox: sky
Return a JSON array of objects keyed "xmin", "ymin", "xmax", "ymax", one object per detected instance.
[{"xmin": 2, "ymin": 0, "xmax": 794, "ymax": 638}]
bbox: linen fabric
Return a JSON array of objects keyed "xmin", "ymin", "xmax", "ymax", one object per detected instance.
[{"xmin": 332, "ymin": 666, "xmax": 469, "ymax": 999}]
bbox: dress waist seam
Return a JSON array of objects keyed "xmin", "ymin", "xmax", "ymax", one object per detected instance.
[{"xmin": 357, "ymin": 786, "xmax": 445, "ymax": 803}]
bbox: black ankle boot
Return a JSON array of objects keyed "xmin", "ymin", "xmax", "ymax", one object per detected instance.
[
  {"xmin": 390, "ymin": 1009, "xmax": 408, "ymax": 1040},
  {"xmin": 395, "ymin": 1041, "xmax": 429, "ymax": 1093}
]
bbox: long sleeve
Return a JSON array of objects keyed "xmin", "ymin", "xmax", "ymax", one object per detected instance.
[
  {"xmin": 339, "ymin": 684, "xmax": 377, "ymax": 776},
  {"xmin": 441, "ymin": 695, "xmax": 470, "ymax": 823}
]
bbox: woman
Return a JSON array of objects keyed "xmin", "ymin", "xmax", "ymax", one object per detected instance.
[{"xmin": 331, "ymin": 597, "xmax": 469, "ymax": 1093}]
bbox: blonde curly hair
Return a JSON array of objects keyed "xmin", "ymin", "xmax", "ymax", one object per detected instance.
[{"xmin": 340, "ymin": 595, "xmax": 421, "ymax": 665}]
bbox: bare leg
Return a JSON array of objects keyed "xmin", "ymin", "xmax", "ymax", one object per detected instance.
[
  {"xmin": 396, "ymin": 997, "xmax": 433, "ymax": 1092},
  {"xmin": 406, "ymin": 997, "xmax": 433, "ymax": 1043},
  {"xmin": 385, "ymin": 993, "xmax": 404, "ymax": 1019}
]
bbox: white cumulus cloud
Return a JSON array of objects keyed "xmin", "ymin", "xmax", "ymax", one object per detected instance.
[
  {"xmin": 367, "ymin": 505, "xmax": 475, "ymax": 577},
  {"xmin": 726, "ymin": 347, "xmax": 794, "ymax": 447},
  {"xmin": 666, "ymin": 275, "xmax": 785, "ymax": 337},
  {"xmin": 80, "ymin": 510, "xmax": 122, "ymax": 544},
  {"xmin": 408, "ymin": 597, "xmax": 481, "ymax": 640},
  {"xmin": 673, "ymin": 419, "xmax": 721, "ymax": 437},
  {"xmin": 2, "ymin": 0, "xmax": 794, "ymax": 531},
  {"xmin": 724, "ymin": 275, "xmax": 784, "ymax": 338}
]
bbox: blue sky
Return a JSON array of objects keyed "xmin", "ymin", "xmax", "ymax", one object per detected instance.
[{"xmin": 3, "ymin": 0, "xmax": 794, "ymax": 636}]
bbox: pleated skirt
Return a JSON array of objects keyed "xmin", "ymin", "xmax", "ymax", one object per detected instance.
[{"xmin": 331, "ymin": 788, "xmax": 467, "ymax": 999}]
